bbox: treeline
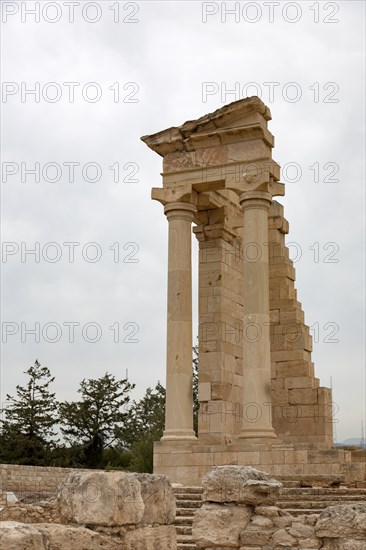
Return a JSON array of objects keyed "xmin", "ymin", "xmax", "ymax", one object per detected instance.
[{"xmin": 0, "ymin": 352, "xmax": 199, "ymax": 473}]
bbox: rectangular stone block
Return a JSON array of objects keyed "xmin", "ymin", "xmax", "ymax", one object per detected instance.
[
  {"xmin": 200, "ymin": 351, "xmax": 225, "ymax": 369},
  {"xmin": 284, "ymin": 377, "xmax": 316, "ymax": 389},
  {"xmin": 268, "ymin": 233, "xmax": 286, "ymax": 252},
  {"xmin": 269, "ymin": 263, "xmax": 295, "ymax": 280},
  {"xmin": 271, "ymin": 378, "xmax": 284, "ymax": 389},
  {"xmin": 289, "ymin": 388, "xmax": 318, "ymax": 405},
  {"xmin": 317, "ymin": 387, "xmax": 332, "ymax": 404},
  {"xmin": 284, "ymin": 450, "xmax": 307, "ymax": 464},
  {"xmin": 271, "ymin": 362, "xmax": 276, "ymax": 378},
  {"xmin": 237, "ymin": 451, "xmax": 261, "ymax": 466},
  {"xmin": 270, "ymin": 309, "xmax": 280, "ymax": 324},
  {"xmin": 308, "ymin": 450, "xmax": 346, "ymax": 464},
  {"xmin": 271, "ymin": 389, "xmax": 289, "ymax": 404},
  {"xmin": 211, "ymin": 382, "xmax": 232, "ymax": 401},
  {"xmin": 260, "ymin": 450, "xmax": 285, "ymax": 465},
  {"xmin": 276, "ymin": 360, "xmax": 314, "ymax": 378},
  {"xmin": 287, "ymin": 418, "xmax": 322, "ymax": 436},
  {"xmin": 273, "ymin": 463, "xmax": 304, "ymax": 476},
  {"xmin": 198, "ymin": 382, "xmax": 211, "ymax": 402},
  {"xmin": 188, "ymin": 453, "xmax": 214, "ymax": 467},
  {"xmin": 271, "ymin": 350, "xmax": 311, "ymax": 362},
  {"xmin": 279, "ymin": 308, "xmax": 305, "ymax": 324},
  {"xmin": 271, "ymin": 333, "xmax": 311, "ymax": 352},
  {"xmin": 200, "ymin": 340, "xmax": 217, "ymax": 353}
]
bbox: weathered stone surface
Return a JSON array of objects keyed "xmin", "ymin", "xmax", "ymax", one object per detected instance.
[
  {"xmin": 41, "ymin": 523, "xmax": 122, "ymax": 549},
  {"xmin": 322, "ymin": 539, "xmax": 366, "ymax": 550},
  {"xmin": 315, "ymin": 503, "xmax": 366, "ymax": 539},
  {"xmin": 240, "ymin": 526, "xmax": 274, "ymax": 546},
  {"xmin": 288, "ymin": 521, "xmax": 314, "ymax": 538},
  {"xmin": 0, "ymin": 521, "xmax": 121, "ymax": 550},
  {"xmin": 133, "ymin": 473, "xmax": 176, "ymax": 525},
  {"xmin": 0, "ymin": 521, "xmax": 45, "ymax": 550},
  {"xmin": 299, "ymin": 538, "xmax": 320, "ymax": 548},
  {"xmin": 250, "ymin": 514, "xmax": 273, "ymax": 528},
  {"xmin": 58, "ymin": 471, "xmax": 144, "ymax": 526},
  {"xmin": 123, "ymin": 525, "xmax": 176, "ymax": 550},
  {"xmin": 0, "ymin": 499, "xmax": 61, "ymax": 524},
  {"xmin": 271, "ymin": 527, "xmax": 297, "ymax": 546},
  {"xmin": 273, "ymin": 515, "xmax": 294, "ymax": 529},
  {"xmin": 202, "ymin": 466, "xmax": 282, "ymax": 505},
  {"xmin": 192, "ymin": 503, "xmax": 251, "ymax": 548},
  {"xmin": 304, "ymin": 514, "xmax": 318, "ymax": 526},
  {"xmin": 255, "ymin": 505, "xmax": 280, "ymax": 517}
]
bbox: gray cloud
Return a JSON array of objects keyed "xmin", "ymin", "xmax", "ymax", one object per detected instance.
[{"xmin": 1, "ymin": 0, "xmax": 365, "ymax": 442}]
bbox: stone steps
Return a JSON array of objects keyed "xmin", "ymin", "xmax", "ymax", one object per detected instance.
[
  {"xmin": 174, "ymin": 488, "xmax": 202, "ymax": 549},
  {"xmin": 284, "ymin": 508, "xmax": 324, "ymax": 516},
  {"xmin": 173, "ymin": 485, "xmax": 366, "ymax": 550},
  {"xmin": 279, "ymin": 495, "xmax": 366, "ymax": 502},
  {"xmin": 282, "ymin": 490, "xmax": 366, "ymax": 496}
]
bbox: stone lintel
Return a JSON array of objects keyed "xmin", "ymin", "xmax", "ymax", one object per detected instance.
[
  {"xmin": 141, "ymin": 97, "xmax": 272, "ymax": 157},
  {"xmin": 160, "ymin": 157, "xmax": 281, "ymax": 189}
]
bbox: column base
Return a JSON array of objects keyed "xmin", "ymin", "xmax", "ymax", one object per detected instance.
[
  {"xmin": 238, "ymin": 428, "xmax": 277, "ymax": 442},
  {"xmin": 161, "ymin": 429, "xmax": 197, "ymax": 442}
]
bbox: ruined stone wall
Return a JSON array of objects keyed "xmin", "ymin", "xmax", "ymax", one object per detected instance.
[
  {"xmin": 195, "ymin": 194, "xmax": 333, "ymax": 445},
  {"xmin": 0, "ymin": 463, "xmax": 99, "ymax": 495},
  {"xmin": 195, "ymin": 200, "xmax": 244, "ymax": 444},
  {"xmin": 192, "ymin": 465, "xmax": 366, "ymax": 550},
  {"xmin": 0, "ymin": 471, "xmax": 177, "ymax": 550},
  {"xmin": 268, "ymin": 201, "xmax": 333, "ymax": 445}
]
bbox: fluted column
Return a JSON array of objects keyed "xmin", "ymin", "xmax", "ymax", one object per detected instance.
[
  {"xmin": 162, "ymin": 201, "xmax": 197, "ymax": 441},
  {"xmin": 239, "ymin": 191, "xmax": 277, "ymax": 440}
]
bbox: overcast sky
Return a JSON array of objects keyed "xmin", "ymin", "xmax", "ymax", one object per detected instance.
[{"xmin": 1, "ymin": 0, "xmax": 365, "ymax": 443}]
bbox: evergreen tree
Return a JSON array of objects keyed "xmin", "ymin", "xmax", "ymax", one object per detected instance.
[
  {"xmin": 193, "ymin": 345, "xmax": 199, "ymax": 434},
  {"xmin": 59, "ymin": 372, "xmax": 134, "ymax": 469},
  {"xmin": 120, "ymin": 382, "xmax": 165, "ymax": 473},
  {"xmin": 0, "ymin": 360, "xmax": 58, "ymax": 465}
]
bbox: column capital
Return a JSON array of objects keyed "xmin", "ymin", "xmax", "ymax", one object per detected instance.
[
  {"xmin": 152, "ymin": 185, "xmax": 197, "ymax": 207},
  {"xmin": 164, "ymin": 201, "xmax": 196, "ymax": 221},
  {"xmin": 239, "ymin": 190, "xmax": 272, "ymax": 211}
]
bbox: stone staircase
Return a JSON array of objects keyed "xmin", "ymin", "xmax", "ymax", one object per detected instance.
[
  {"xmin": 174, "ymin": 487, "xmax": 203, "ymax": 550},
  {"xmin": 277, "ymin": 485, "xmax": 366, "ymax": 516},
  {"xmin": 173, "ymin": 484, "xmax": 366, "ymax": 549}
]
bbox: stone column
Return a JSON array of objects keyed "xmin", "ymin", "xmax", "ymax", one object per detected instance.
[
  {"xmin": 162, "ymin": 201, "xmax": 197, "ymax": 441},
  {"xmin": 238, "ymin": 191, "xmax": 276, "ymax": 440}
]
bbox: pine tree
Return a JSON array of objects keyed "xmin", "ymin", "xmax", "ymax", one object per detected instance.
[
  {"xmin": 0, "ymin": 359, "xmax": 58, "ymax": 465},
  {"xmin": 193, "ymin": 345, "xmax": 199, "ymax": 434},
  {"xmin": 119, "ymin": 382, "xmax": 166, "ymax": 473},
  {"xmin": 59, "ymin": 372, "xmax": 134, "ymax": 469}
]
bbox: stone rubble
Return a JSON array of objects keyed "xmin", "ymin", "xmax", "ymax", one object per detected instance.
[{"xmin": 0, "ymin": 471, "xmax": 177, "ymax": 549}]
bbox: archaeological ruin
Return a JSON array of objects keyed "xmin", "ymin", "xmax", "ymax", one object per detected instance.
[
  {"xmin": 141, "ymin": 97, "xmax": 366, "ymax": 487},
  {"xmin": 1, "ymin": 98, "xmax": 365, "ymax": 550}
]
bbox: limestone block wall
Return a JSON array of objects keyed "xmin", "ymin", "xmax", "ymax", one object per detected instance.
[
  {"xmin": 268, "ymin": 201, "xmax": 333, "ymax": 445},
  {"xmin": 191, "ymin": 465, "xmax": 366, "ymax": 550},
  {"xmin": 194, "ymin": 194, "xmax": 333, "ymax": 445},
  {"xmin": 0, "ymin": 471, "xmax": 177, "ymax": 550},
  {"xmin": 0, "ymin": 464, "xmax": 97, "ymax": 495},
  {"xmin": 153, "ymin": 440, "xmax": 366, "ymax": 486},
  {"xmin": 195, "ymin": 204, "xmax": 244, "ymax": 443}
]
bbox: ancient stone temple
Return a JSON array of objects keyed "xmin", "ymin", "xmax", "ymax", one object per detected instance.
[{"xmin": 141, "ymin": 98, "xmax": 364, "ymax": 486}]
